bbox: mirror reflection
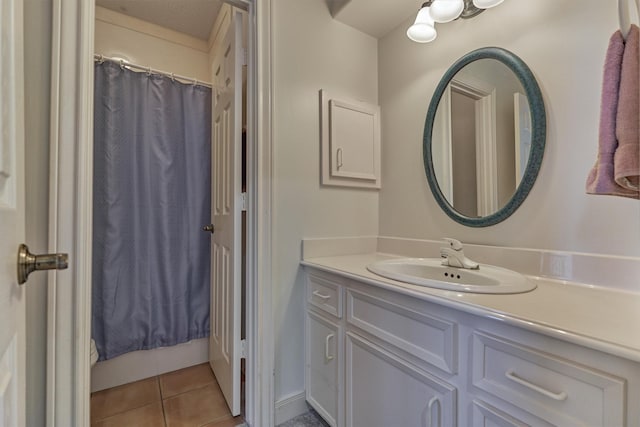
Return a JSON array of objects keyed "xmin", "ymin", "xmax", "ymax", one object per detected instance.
[{"xmin": 431, "ymin": 58, "xmax": 531, "ymax": 218}]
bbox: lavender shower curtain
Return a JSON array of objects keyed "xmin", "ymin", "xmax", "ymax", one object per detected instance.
[{"xmin": 92, "ymin": 61, "xmax": 211, "ymax": 360}]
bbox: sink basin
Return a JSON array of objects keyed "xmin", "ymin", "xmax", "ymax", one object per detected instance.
[{"xmin": 366, "ymin": 258, "xmax": 536, "ymax": 294}]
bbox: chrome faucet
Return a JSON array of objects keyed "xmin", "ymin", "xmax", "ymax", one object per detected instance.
[{"xmin": 440, "ymin": 238, "xmax": 479, "ymax": 270}]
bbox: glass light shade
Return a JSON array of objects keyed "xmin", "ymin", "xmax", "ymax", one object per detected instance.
[
  {"xmin": 429, "ymin": 0, "xmax": 464, "ymax": 23},
  {"xmin": 473, "ymin": 0, "xmax": 505, "ymax": 8},
  {"xmin": 407, "ymin": 7, "xmax": 437, "ymax": 43}
]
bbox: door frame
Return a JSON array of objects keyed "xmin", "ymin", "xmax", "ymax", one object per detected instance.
[
  {"xmin": 445, "ymin": 77, "xmax": 498, "ymax": 217},
  {"xmin": 47, "ymin": 0, "xmax": 275, "ymax": 425}
]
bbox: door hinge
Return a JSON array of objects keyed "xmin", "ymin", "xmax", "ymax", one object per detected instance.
[
  {"xmin": 241, "ymin": 48, "xmax": 248, "ymax": 66},
  {"xmin": 241, "ymin": 192, "xmax": 247, "ymax": 212},
  {"xmin": 240, "ymin": 339, "xmax": 247, "ymax": 358}
]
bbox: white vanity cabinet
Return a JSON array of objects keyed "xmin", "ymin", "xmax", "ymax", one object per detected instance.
[
  {"xmin": 304, "ymin": 267, "xmax": 640, "ymax": 427},
  {"xmin": 306, "ymin": 270, "xmax": 458, "ymax": 427}
]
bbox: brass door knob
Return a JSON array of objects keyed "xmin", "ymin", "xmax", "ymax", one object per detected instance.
[{"xmin": 17, "ymin": 244, "xmax": 68, "ymax": 285}]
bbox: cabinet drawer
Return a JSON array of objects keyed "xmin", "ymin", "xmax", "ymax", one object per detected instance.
[
  {"xmin": 346, "ymin": 289, "xmax": 457, "ymax": 374},
  {"xmin": 472, "ymin": 332, "xmax": 625, "ymax": 427},
  {"xmin": 306, "ymin": 310, "xmax": 341, "ymax": 427},
  {"xmin": 470, "ymin": 399, "xmax": 551, "ymax": 427},
  {"xmin": 307, "ymin": 273, "xmax": 343, "ymax": 318}
]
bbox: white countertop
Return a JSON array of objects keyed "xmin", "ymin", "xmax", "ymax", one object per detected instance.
[{"xmin": 302, "ymin": 252, "xmax": 640, "ymax": 363}]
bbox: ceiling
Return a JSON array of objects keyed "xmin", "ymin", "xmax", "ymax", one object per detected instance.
[
  {"xmin": 328, "ymin": 0, "xmax": 420, "ymax": 39},
  {"xmin": 95, "ymin": 0, "xmax": 224, "ymax": 40},
  {"xmin": 96, "ymin": 0, "xmax": 419, "ymax": 42}
]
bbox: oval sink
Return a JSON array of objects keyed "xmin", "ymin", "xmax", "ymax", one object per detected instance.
[{"xmin": 366, "ymin": 258, "xmax": 536, "ymax": 294}]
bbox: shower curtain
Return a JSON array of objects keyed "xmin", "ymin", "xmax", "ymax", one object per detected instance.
[{"xmin": 92, "ymin": 61, "xmax": 212, "ymax": 361}]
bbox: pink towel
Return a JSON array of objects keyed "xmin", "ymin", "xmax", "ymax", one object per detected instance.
[
  {"xmin": 586, "ymin": 29, "xmax": 639, "ymax": 198},
  {"xmin": 614, "ymin": 25, "xmax": 640, "ymax": 191}
]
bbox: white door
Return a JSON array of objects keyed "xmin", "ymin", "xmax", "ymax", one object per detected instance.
[
  {"xmin": 209, "ymin": 9, "xmax": 244, "ymax": 416},
  {"xmin": 0, "ymin": 0, "xmax": 26, "ymax": 425}
]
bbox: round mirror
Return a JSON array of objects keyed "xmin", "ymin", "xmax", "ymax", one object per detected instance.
[{"xmin": 423, "ymin": 47, "xmax": 546, "ymax": 227}]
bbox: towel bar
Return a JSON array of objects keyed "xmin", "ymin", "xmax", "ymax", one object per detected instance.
[{"xmin": 619, "ymin": 0, "xmax": 640, "ymax": 40}]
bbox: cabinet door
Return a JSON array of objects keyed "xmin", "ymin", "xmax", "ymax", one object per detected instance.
[
  {"xmin": 346, "ymin": 332, "xmax": 456, "ymax": 427},
  {"xmin": 306, "ymin": 310, "xmax": 342, "ymax": 427}
]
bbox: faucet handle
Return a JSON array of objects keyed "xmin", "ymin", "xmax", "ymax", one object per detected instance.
[{"xmin": 443, "ymin": 238, "xmax": 463, "ymax": 251}]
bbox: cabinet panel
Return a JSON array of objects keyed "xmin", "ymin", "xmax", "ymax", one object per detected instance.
[
  {"xmin": 347, "ymin": 289, "xmax": 457, "ymax": 374},
  {"xmin": 329, "ymin": 99, "xmax": 378, "ymax": 181},
  {"xmin": 319, "ymin": 90, "xmax": 381, "ymax": 189},
  {"xmin": 306, "ymin": 311, "xmax": 342, "ymax": 427},
  {"xmin": 472, "ymin": 331, "xmax": 625, "ymax": 427},
  {"xmin": 345, "ymin": 332, "xmax": 456, "ymax": 427},
  {"xmin": 307, "ymin": 273, "xmax": 343, "ymax": 318}
]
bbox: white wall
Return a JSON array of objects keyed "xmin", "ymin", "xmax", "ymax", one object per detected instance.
[
  {"xmin": 24, "ymin": 1, "xmax": 52, "ymax": 426},
  {"xmin": 95, "ymin": 6, "xmax": 210, "ymax": 82},
  {"xmin": 271, "ymin": 0, "xmax": 379, "ymax": 404},
  {"xmin": 378, "ymin": 0, "xmax": 640, "ymax": 257}
]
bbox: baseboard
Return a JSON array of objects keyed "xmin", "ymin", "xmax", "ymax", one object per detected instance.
[
  {"xmin": 90, "ymin": 338, "xmax": 209, "ymax": 392},
  {"xmin": 275, "ymin": 391, "xmax": 308, "ymax": 425}
]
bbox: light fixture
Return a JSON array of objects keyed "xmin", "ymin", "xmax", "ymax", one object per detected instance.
[
  {"xmin": 406, "ymin": 3, "xmax": 437, "ymax": 43},
  {"xmin": 473, "ymin": 0, "xmax": 505, "ymax": 8},
  {"xmin": 407, "ymin": 0, "xmax": 507, "ymax": 43},
  {"xmin": 429, "ymin": 0, "xmax": 464, "ymax": 23}
]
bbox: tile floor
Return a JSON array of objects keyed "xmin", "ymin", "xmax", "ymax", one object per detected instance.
[
  {"xmin": 277, "ymin": 409, "xmax": 328, "ymax": 427},
  {"xmin": 91, "ymin": 363, "xmax": 244, "ymax": 427}
]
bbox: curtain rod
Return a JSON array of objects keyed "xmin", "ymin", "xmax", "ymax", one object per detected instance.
[{"xmin": 94, "ymin": 54, "xmax": 213, "ymax": 89}]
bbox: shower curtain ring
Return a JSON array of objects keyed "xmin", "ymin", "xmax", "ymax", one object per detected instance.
[
  {"xmin": 193, "ymin": 78, "xmax": 198, "ymax": 86},
  {"xmin": 171, "ymin": 73, "xmax": 175, "ymax": 82},
  {"xmin": 98, "ymin": 55, "xmax": 104, "ymax": 64},
  {"xmin": 146, "ymin": 67, "xmax": 152, "ymax": 76},
  {"xmin": 119, "ymin": 59, "xmax": 125, "ymax": 69}
]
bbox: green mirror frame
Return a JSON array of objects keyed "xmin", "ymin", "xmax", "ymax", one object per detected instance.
[{"xmin": 423, "ymin": 47, "xmax": 546, "ymax": 227}]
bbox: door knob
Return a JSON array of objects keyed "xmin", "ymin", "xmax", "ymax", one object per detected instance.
[
  {"xmin": 203, "ymin": 224, "xmax": 215, "ymax": 234},
  {"xmin": 17, "ymin": 244, "xmax": 68, "ymax": 285}
]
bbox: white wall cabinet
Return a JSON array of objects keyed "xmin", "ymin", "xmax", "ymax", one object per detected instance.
[
  {"xmin": 304, "ymin": 267, "xmax": 640, "ymax": 427},
  {"xmin": 319, "ymin": 90, "xmax": 381, "ymax": 189}
]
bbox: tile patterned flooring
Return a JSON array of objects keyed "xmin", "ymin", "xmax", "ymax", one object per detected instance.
[
  {"xmin": 277, "ymin": 409, "xmax": 329, "ymax": 427},
  {"xmin": 91, "ymin": 363, "xmax": 244, "ymax": 427}
]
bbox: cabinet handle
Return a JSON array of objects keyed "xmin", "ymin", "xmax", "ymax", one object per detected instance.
[
  {"xmin": 505, "ymin": 370, "xmax": 568, "ymax": 401},
  {"xmin": 427, "ymin": 396, "xmax": 441, "ymax": 427},
  {"xmin": 312, "ymin": 290, "xmax": 331, "ymax": 300},
  {"xmin": 325, "ymin": 333, "xmax": 335, "ymax": 361},
  {"xmin": 336, "ymin": 148, "xmax": 343, "ymax": 170}
]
